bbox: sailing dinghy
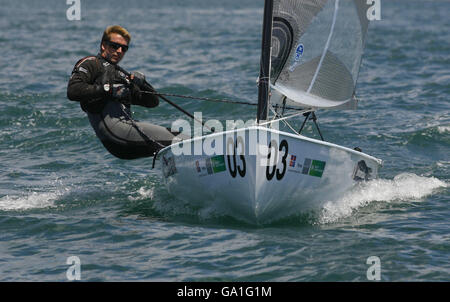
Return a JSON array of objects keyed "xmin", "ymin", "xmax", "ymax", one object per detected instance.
[{"xmin": 157, "ymin": 0, "xmax": 382, "ymax": 223}]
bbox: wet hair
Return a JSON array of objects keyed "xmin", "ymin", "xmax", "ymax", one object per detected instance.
[{"xmin": 100, "ymin": 25, "xmax": 131, "ymax": 50}]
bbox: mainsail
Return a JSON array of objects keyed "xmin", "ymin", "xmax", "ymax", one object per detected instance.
[{"xmin": 269, "ymin": 0, "xmax": 370, "ymax": 110}]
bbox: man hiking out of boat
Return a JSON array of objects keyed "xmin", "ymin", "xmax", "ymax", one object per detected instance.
[{"xmin": 67, "ymin": 25, "xmax": 180, "ymax": 159}]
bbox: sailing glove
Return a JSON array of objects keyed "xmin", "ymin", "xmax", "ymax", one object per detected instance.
[
  {"xmin": 106, "ymin": 83, "xmax": 131, "ymax": 102},
  {"xmin": 131, "ymin": 71, "xmax": 146, "ymax": 88},
  {"xmin": 99, "ymin": 68, "xmax": 133, "ymax": 104}
]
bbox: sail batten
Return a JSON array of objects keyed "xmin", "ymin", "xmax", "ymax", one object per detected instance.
[{"xmin": 269, "ymin": 0, "xmax": 370, "ymax": 110}]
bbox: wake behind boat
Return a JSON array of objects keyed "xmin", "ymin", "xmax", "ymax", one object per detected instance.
[{"xmin": 157, "ymin": 0, "xmax": 383, "ymax": 223}]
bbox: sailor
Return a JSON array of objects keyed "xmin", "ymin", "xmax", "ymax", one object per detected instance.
[{"xmin": 67, "ymin": 25, "xmax": 180, "ymax": 159}]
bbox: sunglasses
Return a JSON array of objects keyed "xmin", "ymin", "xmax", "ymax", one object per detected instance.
[{"xmin": 105, "ymin": 40, "xmax": 129, "ymax": 53}]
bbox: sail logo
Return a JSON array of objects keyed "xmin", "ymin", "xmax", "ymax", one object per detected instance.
[
  {"xmin": 294, "ymin": 44, "xmax": 304, "ymax": 62},
  {"xmin": 289, "ymin": 44, "xmax": 304, "ymax": 72}
]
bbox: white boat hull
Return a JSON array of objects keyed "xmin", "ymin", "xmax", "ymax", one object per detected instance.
[{"xmin": 158, "ymin": 126, "xmax": 382, "ymax": 223}]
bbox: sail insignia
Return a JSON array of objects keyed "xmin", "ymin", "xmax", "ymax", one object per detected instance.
[{"xmin": 271, "ymin": 17, "xmax": 294, "ymax": 83}]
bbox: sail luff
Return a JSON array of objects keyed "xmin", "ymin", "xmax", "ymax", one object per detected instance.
[{"xmin": 257, "ymin": 0, "xmax": 274, "ymax": 123}]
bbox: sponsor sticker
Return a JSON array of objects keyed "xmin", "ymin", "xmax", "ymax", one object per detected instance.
[
  {"xmin": 309, "ymin": 160, "xmax": 326, "ymax": 178},
  {"xmin": 210, "ymin": 155, "xmax": 226, "ymax": 173},
  {"xmin": 302, "ymin": 158, "xmax": 312, "ymax": 175},
  {"xmin": 195, "ymin": 160, "xmax": 201, "ymax": 173},
  {"xmin": 301, "ymin": 158, "xmax": 326, "ymax": 178},
  {"xmin": 289, "ymin": 155, "xmax": 297, "ymax": 167},
  {"xmin": 198, "ymin": 155, "xmax": 226, "ymax": 176},
  {"xmin": 206, "ymin": 158, "xmax": 213, "ymax": 174},
  {"xmin": 78, "ymin": 66, "xmax": 88, "ymax": 74}
]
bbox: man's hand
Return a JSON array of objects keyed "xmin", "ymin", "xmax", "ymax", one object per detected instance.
[
  {"xmin": 104, "ymin": 83, "xmax": 131, "ymax": 103},
  {"xmin": 131, "ymin": 71, "xmax": 146, "ymax": 88}
]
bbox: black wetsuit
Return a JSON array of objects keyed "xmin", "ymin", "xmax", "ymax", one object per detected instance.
[{"xmin": 67, "ymin": 54, "xmax": 179, "ymax": 159}]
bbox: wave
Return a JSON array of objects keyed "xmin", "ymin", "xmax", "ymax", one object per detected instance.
[
  {"xmin": 0, "ymin": 191, "xmax": 59, "ymax": 211},
  {"xmin": 127, "ymin": 187, "xmax": 155, "ymax": 201},
  {"xmin": 130, "ymin": 172, "xmax": 448, "ymax": 227},
  {"xmin": 318, "ymin": 173, "xmax": 447, "ymax": 224},
  {"xmin": 437, "ymin": 125, "xmax": 450, "ymax": 134}
]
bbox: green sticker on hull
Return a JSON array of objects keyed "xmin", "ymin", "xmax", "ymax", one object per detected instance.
[
  {"xmin": 309, "ymin": 160, "xmax": 326, "ymax": 177},
  {"xmin": 211, "ymin": 155, "xmax": 226, "ymax": 173}
]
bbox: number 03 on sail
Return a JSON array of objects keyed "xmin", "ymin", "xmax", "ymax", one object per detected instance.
[{"xmin": 157, "ymin": 0, "xmax": 383, "ymax": 223}]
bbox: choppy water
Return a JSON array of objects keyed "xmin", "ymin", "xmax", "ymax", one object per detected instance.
[{"xmin": 0, "ymin": 0, "xmax": 448, "ymax": 282}]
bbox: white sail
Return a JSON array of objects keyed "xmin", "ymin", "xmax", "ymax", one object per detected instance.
[{"xmin": 270, "ymin": 0, "xmax": 370, "ymax": 109}]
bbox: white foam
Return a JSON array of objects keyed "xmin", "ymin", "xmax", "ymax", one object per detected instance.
[
  {"xmin": 437, "ymin": 125, "xmax": 450, "ymax": 134},
  {"xmin": 128, "ymin": 187, "xmax": 154, "ymax": 201},
  {"xmin": 0, "ymin": 192, "xmax": 58, "ymax": 211},
  {"xmin": 436, "ymin": 161, "xmax": 449, "ymax": 168},
  {"xmin": 318, "ymin": 173, "xmax": 448, "ymax": 224}
]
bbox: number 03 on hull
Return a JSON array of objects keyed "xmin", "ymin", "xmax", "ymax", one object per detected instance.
[{"xmin": 159, "ymin": 126, "xmax": 382, "ymax": 223}]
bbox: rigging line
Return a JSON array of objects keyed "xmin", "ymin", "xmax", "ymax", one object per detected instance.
[
  {"xmin": 114, "ymin": 65, "xmax": 212, "ymax": 131},
  {"xmin": 311, "ymin": 112, "xmax": 325, "ymax": 141},
  {"xmin": 281, "ymin": 96, "xmax": 287, "ymax": 116},
  {"xmin": 269, "ymin": 107, "xmax": 300, "ymax": 135},
  {"xmin": 258, "ymin": 108, "xmax": 313, "ymax": 127},
  {"xmin": 298, "ymin": 111, "xmax": 311, "ymax": 134},
  {"xmin": 297, "ymin": 111, "xmax": 325, "ymax": 141},
  {"xmin": 118, "ymin": 105, "xmax": 166, "ymax": 152},
  {"xmin": 270, "ymin": 105, "xmax": 279, "ymax": 122},
  {"xmin": 141, "ymin": 91, "xmax": 256, "ymax": 106},
  {"xmin": 307, "ymin": 0, "xmax": 340, "ymax": 93},
  {"xmin": 141, "ymin": 90, "xmax": 307, "ymax": 111},
  {"xmin": 284, "ymin": 119, "xmax": 301, "ymax": 136},
  {"xmin": 157, "ymin": 93, "xmax": 213, "ymax": 132}
]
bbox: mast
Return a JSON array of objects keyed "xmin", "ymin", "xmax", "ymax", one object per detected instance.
[{"xmin": 257, "ymin": 0, "xmax": 274, "ymax": 123}]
